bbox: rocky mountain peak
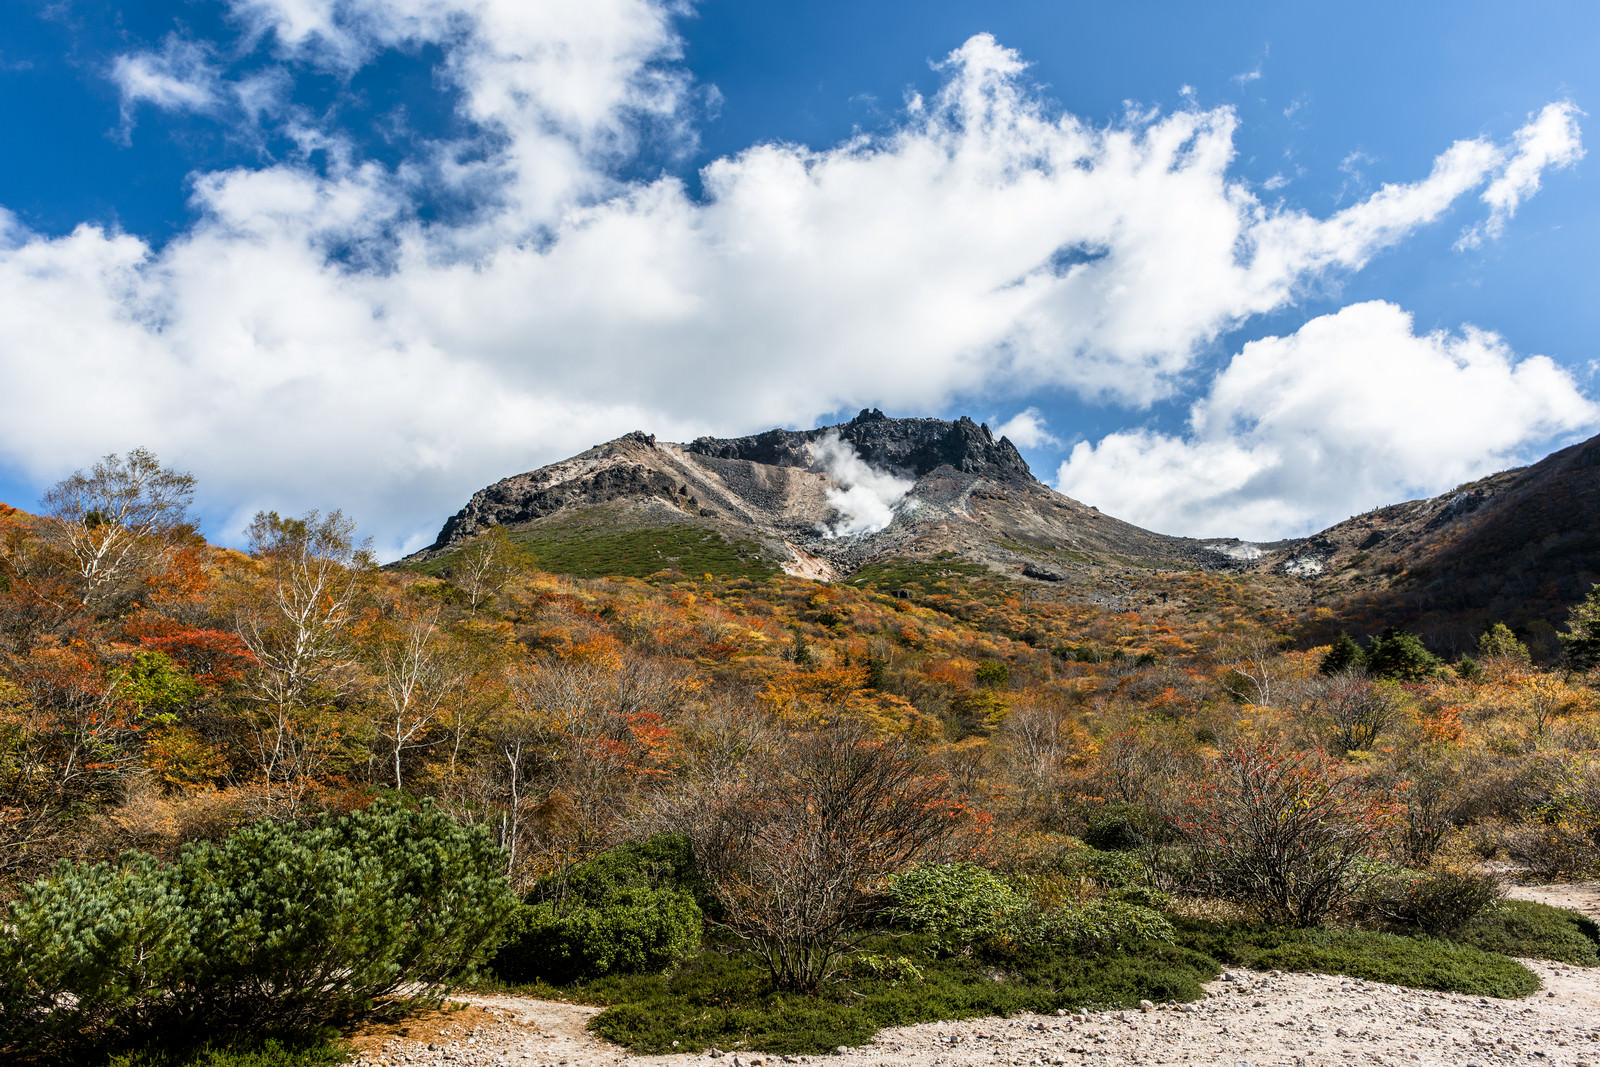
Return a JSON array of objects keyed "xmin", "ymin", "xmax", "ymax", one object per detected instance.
[{"xmin": 683, "ymin": 409, "xmax": 1036, "ymax": 484}]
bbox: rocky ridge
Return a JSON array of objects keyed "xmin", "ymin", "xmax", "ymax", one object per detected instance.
[{"xmin": 1236, "ymin": 431, "xmax": 1600, "ymax": 650}]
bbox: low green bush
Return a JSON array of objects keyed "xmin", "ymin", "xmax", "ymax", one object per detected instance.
[
  {"xmin": 537, "ymin": 833, "xmax": 706, "ymax": 906},
  {"xmin": 1359, "ymin": 867, "xmax": 1503, "ymax": 935},
  {"xmin": 496, "ymin": 886, "xmax": 702, "ymax": 984},
  {"xmin": 580, "ymin": 932, "xmax": 1216, "ymax": 1055},
  {"xmin": 491, "ymin": 834, "xmax": 704, "ymax": 984},
  {"xmin": 1026, "ymin": 899, "xmax": 1174, "ymax": 956},
  {"xmin": 1453, "ymin": 899, "xmax": 1600, "ymax": 966},
  {"xmin": 1175, "ymin": 919, "xmax": 1539, "ymax": 998},
  {"xmin": 1081, "ymin": 806, "xmax": 1147, "ymax": 852},
  {"xmin": 0, "ymin": 800, "xmax": 515, "ymax": 1060},
  {"xmin": 1049, "ymin": 845, "xmax": 1153, "ymax": 893},
  {"xmin": 884, "ymin": 862, "xmax": 1172, "ymax": 960},
  {"xmin": 883, "ymin": 862, "xmax": 1027, "ymax": 955}
]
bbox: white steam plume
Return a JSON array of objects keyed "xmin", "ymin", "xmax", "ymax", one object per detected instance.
[{"xmin": 810, "ymin": 432, "xmax": 915, "ymax": 537}]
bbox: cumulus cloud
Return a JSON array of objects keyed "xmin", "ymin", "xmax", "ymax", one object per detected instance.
[
  {"xmin": 0, "ymin": 3, "xmax": 1585, "ymax": 556},
  {"xmin": 991, "ymin": 408, "xmax": 1060, "ymax": 449},
  {"xmin": 811, "ymin": 432, "xmax": 915, "ymax": 538},
  {"xmin": 1055, "ymin": 301, "xmax": 1599, "ymax": 539}
]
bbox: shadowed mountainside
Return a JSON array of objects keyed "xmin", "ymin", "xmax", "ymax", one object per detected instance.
[{"xmin": 1253, "ymin": 433, "xmax": 1600, "ymax": 656}]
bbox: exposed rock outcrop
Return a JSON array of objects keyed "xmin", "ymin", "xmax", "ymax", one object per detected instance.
[{"xmin": 684, "ymin": 408, "xmax": 1033, "ymax": 485}]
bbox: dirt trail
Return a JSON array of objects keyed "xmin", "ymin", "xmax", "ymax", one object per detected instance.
[{"xmin": 349, "ymin": 884, "xmax": 1600, "ymax": 1067}]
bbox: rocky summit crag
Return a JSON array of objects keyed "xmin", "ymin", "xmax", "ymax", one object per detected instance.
[{"xmin": 682, "ymin": 411, "xmax": 1035, "ymax": 485}]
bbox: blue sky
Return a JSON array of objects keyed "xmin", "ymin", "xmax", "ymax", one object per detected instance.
[{"xmin": 0, "ymin": 0, "xmax": 1595, "ymax": 556}]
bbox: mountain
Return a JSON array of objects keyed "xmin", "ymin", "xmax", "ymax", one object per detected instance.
[
  {"xmin": 411, "ymin": 411, "xmax": 1600, "ymax": 651},
  {"xmin": 413, "ymin": 409, "xmax": 1235, "ymax": 584},
  {"xmin": 1241, "ymin": 433, "xmax": 1600, "ymax": 656}
]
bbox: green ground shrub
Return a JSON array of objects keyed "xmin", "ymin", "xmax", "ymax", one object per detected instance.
[
  {"xmin": 1359, "ymin": 867, "xmax": 1503, "ymax": 935},
  {"xmin": 102, "ymin": 1031, "xmax": 349, "ymax": 1067},
  {"xmin": 1176, "ymin": 919, "xmax": 1539, "ymax": 997},
  {"xmin": 1453, "ymin": 899, "xmax": 1600, "ymax": 966},
  {"xmin": 580, "ymin": 932, "xmax": 1216, "ymax": 1055},
  {"xmin": 0, "ymin": 800, "xmax": 514, "ymax": 1060},
  {"xmin": 491, "ymin": 834, "xmax": 704, "ymax": 984}
]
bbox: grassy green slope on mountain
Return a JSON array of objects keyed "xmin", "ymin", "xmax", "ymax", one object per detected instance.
[{"xmin": 408, "ymin": 514, "xmax": 782, "ymax": 582}]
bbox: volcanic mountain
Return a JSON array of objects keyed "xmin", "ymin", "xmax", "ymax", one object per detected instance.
[{"xmin": 413, "ymin": 409, "xmax": 1234, "ymax": 584}]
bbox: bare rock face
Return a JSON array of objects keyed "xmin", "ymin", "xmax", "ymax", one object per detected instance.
[
  {"xmin": 429, "ymin": 432, "xmax": 679, "ymax": 549},
  {"xmin": 427, "ymin": 413, "xmax": 1044, "ymax": 555},
  {"xmin": 684, "ymin": 408, "xmax": 1034, "ymax": 485}
]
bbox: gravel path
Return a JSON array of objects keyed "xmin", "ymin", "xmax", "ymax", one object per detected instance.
[{"xmin": 348, "ymin": 884, "xmax": 1600, "ymax": 1067}]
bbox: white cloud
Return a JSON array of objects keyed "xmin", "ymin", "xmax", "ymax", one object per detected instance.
[
  {"xmin": 111, "ymin": 34, "xmax": 295, "ymax": 141},
  {"xmin": 225, "ymin": 0, "xmax": 695, "ymax": 231},
  {"xmin": 1459, "ymin": 101, "xmax": 1585, "ymax": 248},
  {"xmin": 991, "ymin": 408, "xmax": 1060, "ymax": 449},
  {"xmin": 810, "ymin": 432, "xmax": 915, "ymax": 537},
  {"xmin": 1055, "ymin": 301, "xmax": 1599, "ymax": 538},
  {"xmin": 111, "ymin": 37, "xmax": 225, "ymax": 127},
  {"xmin": 0, "ymin": 8, "xmax": 1586, "ymax": 556}
]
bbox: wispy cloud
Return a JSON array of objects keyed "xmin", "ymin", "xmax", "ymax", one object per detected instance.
[
  {"xmin": 111, "ymin": 36, "xmax": 224, "ymax": 133},
  {"xmin": 1458, "ymin": 101, "xmax": 1585, "ymax": 248},
  {"xmin": 110, "ymin": 33, "xmax": 292, "ymax": 142},
  {"xmin": 1231, "ymin": 44, "xmax": 1267, "ymax": 88}
]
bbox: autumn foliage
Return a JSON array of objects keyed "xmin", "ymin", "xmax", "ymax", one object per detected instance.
[{"xmin": 4, "ymin": 446, "xmax": 1600, "ymax": 1006}]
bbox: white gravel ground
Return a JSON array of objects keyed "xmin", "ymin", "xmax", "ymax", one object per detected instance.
[{"xmin": 348, "ymin": 884, "xmax": 1600, "ymax": 1067}]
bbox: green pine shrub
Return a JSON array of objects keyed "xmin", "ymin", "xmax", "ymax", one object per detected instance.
[
  {"xmin": 884, "ymin": 862, "xmax": 1172, "ymax": 960},
  {"xmin": 0, "ymin": 800, "xmax": 515, "ymax": 1059},
  {"xmin": 0, "ymin": 852, "xmax": 191, "ymax": 1050},
  {"xmin": 491, "ymin": 834, "xmax": 704, "ymax": 984},
  {"xmin": 171, "ymin": 798, "xmax": 517, "ymax": 1026}
]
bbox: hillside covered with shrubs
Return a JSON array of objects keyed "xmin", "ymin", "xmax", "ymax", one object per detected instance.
[{"xmin": 4, "ymin": 450, "xmax": 1600, "ymax": 1063}]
